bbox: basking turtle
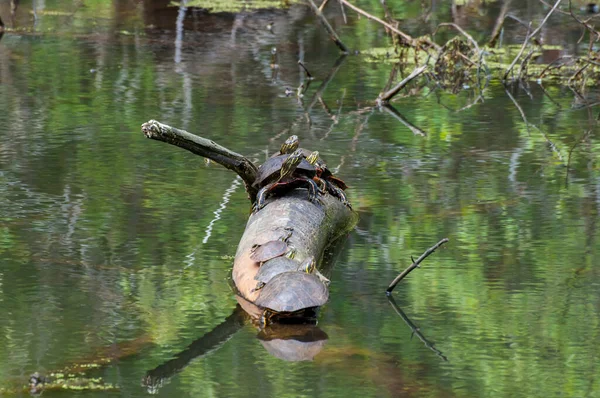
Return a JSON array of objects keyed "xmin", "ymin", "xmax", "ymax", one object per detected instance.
[
  {"xmin": 297, "ymin": 257, "xmax": 330, "ymax": 286},
  {"xmin": 255, "ymin": 271, "xmax": 329, "ymax": 326},
  {"xmin": 302, "ymin": 150, "xmax": 350, "ymax": 208},
  {"xmin": 279, "ymin": 135, "xmax": 299, "ymax": 155},
  {"xmin": 250, "ymin": 229, "xmax": 294, "ymax": 263},
  {"xmin": 253, "ymin": 150, "xmax": 319, "ymax": 212},
  {"xmin": 252, "ymin": 256, "xmax": 314, "ymax": 292}
]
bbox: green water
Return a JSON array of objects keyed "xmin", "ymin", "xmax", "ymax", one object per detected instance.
[{"xmin": 1, "ymin": 1, "xmax": 599, "ymax": 397}]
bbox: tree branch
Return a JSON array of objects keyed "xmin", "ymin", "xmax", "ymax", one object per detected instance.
[
  {"xmin": 377, "ymin": 62, "xmax": 428, "ymax": 104},
  {"xmin": 386, "ymin": 238, "xmax": 449, "ymax": 294},
  {"xmin": 339, "ymin": 0, "xmax": 440, "ymax": 50},
  {"xmin": 306, "ymin": 0, "xmax": 349, "ymax": 53},
  {"xmin": 141, "ymin": 120, "xmax": 259, "ymax": 201}
]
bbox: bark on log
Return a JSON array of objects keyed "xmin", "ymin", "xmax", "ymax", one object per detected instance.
[
  {"xmin": 141, "ymin": 121, "xmax": 358, "ymax": 321},
  {"xmin": 233, "ymin": 190, "xmax": 357, "ymax": 305}
]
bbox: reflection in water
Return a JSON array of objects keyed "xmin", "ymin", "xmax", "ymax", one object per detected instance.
[
  {"xmin": 257, "ymin": 323, "xmax": 328, "ymax": 362},
  {"xmin": 143, "ymin": 306, "xmax": 247, "ymax": 394},
  {"xmin": 387, "ymin": 295, "xmax": 447, "ymax": 362},
  {"xmin": 142, "ymin": 305, "xmax": 328, "ymax": 394}
]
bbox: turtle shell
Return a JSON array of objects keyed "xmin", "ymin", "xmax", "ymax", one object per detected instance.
[
  {"xmin": 255, "ymin": 271, "xmax": 329, "ymax": 313},
  {"xmin": 254, "ymin": 154, "xmax": 316, "ymax": 188},
  {"xmin": 250, "ymin": 240, "xmax": 289, "ymax": 263},
  {"xmin": 255, "ymin": 257, "xmax": 300, "ymax": 284}
]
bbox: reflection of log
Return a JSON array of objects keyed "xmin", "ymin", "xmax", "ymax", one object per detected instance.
[
  {"xmin": 142, "ymin": 306, "xmax": 247, "ymax": 392},
  {"xmin": 141, "ymin": 121, "xmax": 358, "ymax": 320}
]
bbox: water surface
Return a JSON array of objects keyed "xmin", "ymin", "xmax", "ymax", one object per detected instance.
[{"xmin": 0, "ymin": 1, "xmax": 599, "ymax": 397}]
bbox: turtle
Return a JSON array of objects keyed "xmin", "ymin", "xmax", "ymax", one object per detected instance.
[
  {"xmin": 252, "ymin": 256, "xmax": 313, "ymax": 292},
  {"xmin": 279, "ymin": 135, "xmax": 299, "ymax": 155},
  {"xmin": 255, "ymin": 271, "xmax": 329, "ymax": 326},
  {"xmin": 301, "ymin": 150, "xmax": 351, "ymax": 208},
  {"xmin": 252, "ymin": 150, "xmax": 320, "ymax": 212},
  {"xmin": 297, "ymin": 257, "xmax": 330, "ymax": 286},
  {"xmin": 250, "ymin": 229, "xmax": 295, "ymax": 263}
]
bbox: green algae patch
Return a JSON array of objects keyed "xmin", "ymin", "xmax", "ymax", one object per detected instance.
[
  {"xmin": 361, "ymin": 41, "xmax": 600, "ymax": 86},
  {"xmin": 170, "ymin": 0, "xmax": 298, "ymax": 13}
]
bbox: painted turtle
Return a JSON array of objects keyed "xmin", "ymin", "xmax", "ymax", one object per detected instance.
[
  {"xmin": 250, "ymin": 230, "xmax": 294, "ymax": 263},
  {"xmin": 279, "ymin": 135, "xmax": 299, "ymax": 155},
  {"xmin": 253, "ymin": 150, "xmax": 319, "ymax": 212},
  {"xmin": 301, "ymin": 150, "xmax": 350, "ymax": 208},
  {"xmin": 252, "ymin": 256, "xmax": 314, "ymax": 292},
  {"xmin": 255, "ymin": 271, "xmax": 329, "ymax": 325}
]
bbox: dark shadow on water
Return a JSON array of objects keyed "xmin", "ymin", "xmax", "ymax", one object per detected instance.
[{"xmin": 386, "ymin": 294, "xmax": 448, "ymax": 362}]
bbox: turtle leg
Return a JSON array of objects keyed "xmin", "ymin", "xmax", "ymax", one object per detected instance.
[
  {"xmin": 326, "ymin": 181, "xmax": 352, "ymax": 209},
  {"xmin": 313, "ymin": 177, "xmax": 327, "ymax": 194},
  {"xmin": 253, "ymin": 184, "xmax": 275, "ymax": 213},
  {"xmin": 305, "ymin": 178, "xmax": 320, "ymax": 205},
  {"xmin": 260, "ymin": 310, "xmax": 275, "ymax": 328}
]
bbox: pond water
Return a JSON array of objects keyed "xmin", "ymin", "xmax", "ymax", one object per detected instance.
[{"xmin": 1, "ymin": 1, "xmax": 599, "ymax": 397}]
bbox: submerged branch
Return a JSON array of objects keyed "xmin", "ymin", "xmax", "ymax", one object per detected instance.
[
  {"xmin": 386, "ymin": 238, "xmax": 449, "ymax": 294},
  {"xmin": 141, "ymin": 120, "xmax": 259, "ymax": 201},
  {"xmin": 306, "ymin": 0, "xmax": 349, "ymax": 53}
]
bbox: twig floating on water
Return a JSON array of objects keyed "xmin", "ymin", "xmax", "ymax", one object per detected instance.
[{"xmin": 386, "ymin": 238, "xmax": 449, "ymax": 294}]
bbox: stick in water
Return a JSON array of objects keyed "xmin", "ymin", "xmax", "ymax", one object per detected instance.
[{"xmin": 386, "ymin": 238, "xmax": 449, "ymax": 294}]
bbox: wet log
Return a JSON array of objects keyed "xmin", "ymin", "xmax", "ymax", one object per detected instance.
[{"xmin": 141, "ymin": 120, "xmax": 358, "ymax": 321}]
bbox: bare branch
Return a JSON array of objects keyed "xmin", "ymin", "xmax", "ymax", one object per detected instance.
[
  {"xmin": 319, "ymin": 0, "xmax": 330, "ymax": 12},
  {"xmin": 488, "ymin": 0, "xmax": 512, "ymax": 47},
  {"xmin": 504, "ymin": 0, "xmax": 563, "ymax": 81},
  {"xmin": 386, "ymin": 238, "xmax": 449, "ymax": 294},
  {"xmin": 141, "ymin": 120, "xmax": 259, "ymax": 201},
  {"xmin": 377, "ymin": 62, "xmax": 428, "ymax": 104},
  {"xmin": 306, "ymin": 0, "xmax": 349, "ymax": 53},
  {"xmin": 339, "ymin": 0, "xmax": 441, "ymax": 50}
]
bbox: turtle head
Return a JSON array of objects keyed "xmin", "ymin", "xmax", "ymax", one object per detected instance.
[
  {"xmin": 298, "ymin": 257, "xmax": 316, "ymax": 274},
  {"xmin": 306, "ymin": 151, "xmax": 319, "ymax": 165},
  {"xmin": 280, "ymin": 135, "xmax": 299, "ymax": 154},
  {"xmin": 279, "ymin": 149, "xmax": 303, "ymax": 180}
]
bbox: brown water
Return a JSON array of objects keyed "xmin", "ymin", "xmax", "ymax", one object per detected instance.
[{"xmin": 0, "ymin": 1, "xmax": 599, "ymax": 397}]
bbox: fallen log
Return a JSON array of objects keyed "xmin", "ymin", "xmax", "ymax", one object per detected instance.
[{"xmin": 141, "ymin": 121, "xmax": 358, "ymax": 323}]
